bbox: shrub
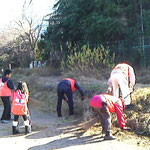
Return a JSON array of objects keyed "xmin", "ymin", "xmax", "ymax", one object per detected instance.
[{"xmin": 61, "ymin": 44, "xmax": 115, "ymax": 73}]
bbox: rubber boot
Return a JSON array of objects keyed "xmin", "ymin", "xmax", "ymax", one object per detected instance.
[
  {"xmin": 12, "ymin": 121, "xmax": 19, "ymax": 135},
  {"xmin": 58, "ymin": 114, "xmax": 62, "ymax": 117},
  {"xmin": 25, "ymin": 126, "xmax": 31, "ymax": 134},
  {"xmin": 12, "ymin": 126, "xmax": 19, "ymax": 135},
  {"xmin": 24, "ymin": 120, "xmax": 31, "ymax": 134},
  {"xmin": 104, "ymin": 131, "xmax": 117, "ymax": 140}
]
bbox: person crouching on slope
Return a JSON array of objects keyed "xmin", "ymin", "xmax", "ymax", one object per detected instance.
[
  {"xmin": 57, "ymin": 78, "xmax": 85, "ymax": 117},
  {"xmin": 11, "ymin": 81, "xmax": 31, "ymax": 135},
  {"xmin": 90, "ymin": 93, "xmax": 130, "ymax": 140}
]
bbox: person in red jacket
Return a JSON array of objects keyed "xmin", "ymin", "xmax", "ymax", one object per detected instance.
[
  {"xmin": 0, "ymin": 69, "xmax": 14, "ymax": 123},
  {"xmin": 57, "ymin": 78, "xmax": 85, "ymax": 117},
  {"xmin": 90, "ymin": 93, "xmax": 129, "ymax": 140},
  {"xmin": 11, "ymin": 81, "xmax": 31, "ymax": 135}
]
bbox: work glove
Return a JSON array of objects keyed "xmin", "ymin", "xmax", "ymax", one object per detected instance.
[
  {"xmin": 107, "ymin": 87, "xmax": 112, "ymax": 94},
  {"xmin": 64, "ymin": 99, "xmax": 68, "ymax": 103},
  {"xmin": 121, "ymin": 126, "xmax": 132, "ymax": 131},
  {"xmin": 129, "ymin": 87, "xmax": 133, "ymax": 93},
  {"xmin": 129, "ymin": 84, "xmax": 135, "ymax": 92},
  {"xmin": 81, "ymin": 96, "xmax": 85, "ymax": 101}
]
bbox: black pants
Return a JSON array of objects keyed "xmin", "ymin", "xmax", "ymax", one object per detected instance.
[
  {"xmin": 57, "ymin": 82, "xmax": 73, "ymax": 117},
  {"xmin": 92, "ymin": 102, "xmax": 111, "ymax": 134},
  {"xmin": 1, "ymin": 97, "xmax": 11, "ymax": 120},
  {"xmin": 14, "ymin": 115, "xmax": 27, "ymax": 122}
]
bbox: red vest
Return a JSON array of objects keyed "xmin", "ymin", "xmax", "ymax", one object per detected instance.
[
  {"xmin": 0, "ymin": 78, "xmax": 12, "ymax": 97},
  {"xmin": 11, "ymin": 90, "xmax": 28, "ymax": 115},
  {"xmin": 64, "ymin": 78, "xmax": 77, "ymax": 92}
]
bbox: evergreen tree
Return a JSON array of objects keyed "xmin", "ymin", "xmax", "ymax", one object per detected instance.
[{"xmin": 38, "ymin": 0, "xmax": 150, "ymax": 61}]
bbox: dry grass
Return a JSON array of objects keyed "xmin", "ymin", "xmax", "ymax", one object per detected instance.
[
  {"xmin": 81, "ymin": 86, "xmax": 150, "ymax": 136},
  {"xmin": 125, "ymin": 87, "xmax": 150, "ymax": 135},
  {"xmin": 131, "ymin": 87, "xmax": 150, "ymax": 104}
]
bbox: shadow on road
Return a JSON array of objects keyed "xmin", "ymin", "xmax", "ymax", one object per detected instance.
[{"xmin": 27, "ymin": 123, "xmax": 105, "ymax": 150}]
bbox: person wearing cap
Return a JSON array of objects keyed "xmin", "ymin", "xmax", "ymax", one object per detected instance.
[{"xmin": 57, "ymin": 78, "xmax": 85, "ymax": 117}]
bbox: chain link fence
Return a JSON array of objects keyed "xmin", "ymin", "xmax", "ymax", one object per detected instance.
[{"xmin": 102, "ymin": 37, "xmax": 150, "ymax": 67}]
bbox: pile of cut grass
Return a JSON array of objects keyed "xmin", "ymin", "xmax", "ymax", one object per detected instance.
[
  {"xmin": 125, "ymin": 87, "xmax": 150, "ymax": 136},
  {"xmin": 82, "ymin": 86, "xmax": 150, "ymax": 136}
]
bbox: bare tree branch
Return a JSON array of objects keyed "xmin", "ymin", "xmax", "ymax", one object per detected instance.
[
  {"xmin": 23, "ymin": 0, "xmax": 33, "ymax": 9},
  {"xmin": 29, "ymin": 0, "xmax": 33, "ymax": 5},
  {"xmin": 23, "ymin": 0, "xmax": 27, "ymax": 9},
  {"xmin": 15, "ymin": 16, "xmax": 44, "ymax": 60}
]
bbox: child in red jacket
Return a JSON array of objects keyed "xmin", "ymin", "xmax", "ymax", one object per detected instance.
[{"xmin": 11, "ymin": 81, "xmax": 31, "ymax": 135}]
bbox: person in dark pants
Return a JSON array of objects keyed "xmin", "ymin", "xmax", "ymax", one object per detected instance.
[
  {"xmin": 57, "ymin": 78, "xmax": 85, "ymax": 117},
  {"xmin": 90, "ymin": 93, "xmax": 130, "ymax": 140},
  {"xmin": 0, "ymin": 69, "xmax": 14, "ymax": 123}
]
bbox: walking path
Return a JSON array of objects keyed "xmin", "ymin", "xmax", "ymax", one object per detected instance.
[{"xmin": 0, "ymin": 105, "xmax": 149, "ymax": 150}]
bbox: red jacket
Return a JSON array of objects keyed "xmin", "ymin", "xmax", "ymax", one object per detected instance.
[{"xmin": 90, "ymin": 94, "xmax": 126, "ymax": 128}]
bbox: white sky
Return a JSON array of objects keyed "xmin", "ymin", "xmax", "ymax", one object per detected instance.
[{"xmin": 0, "ymin": 0, "xmax": 56, "ymax": 30}]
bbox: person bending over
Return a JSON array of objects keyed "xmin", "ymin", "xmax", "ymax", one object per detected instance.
[
  {"xmin": 57, "ymin": 78, "xmax": 85, "ymax": 117},
  {"xmin": 90, "ymin": 93, "xmax": 130, "ymax": 140}
]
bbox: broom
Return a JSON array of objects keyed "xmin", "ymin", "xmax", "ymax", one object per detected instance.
[{"xmin": 78, "ymin": 116, "xmax": 99, "ymax": 131}]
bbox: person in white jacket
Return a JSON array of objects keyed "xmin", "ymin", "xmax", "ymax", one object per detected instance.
[{"xmin": 107, "ymin": 63, "xmax": 135, "ymax": 106}]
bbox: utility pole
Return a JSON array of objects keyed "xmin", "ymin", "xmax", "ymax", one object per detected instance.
[{"xmin": 140, "ymin": 1, "xmax": 145, "ymax": 67}]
